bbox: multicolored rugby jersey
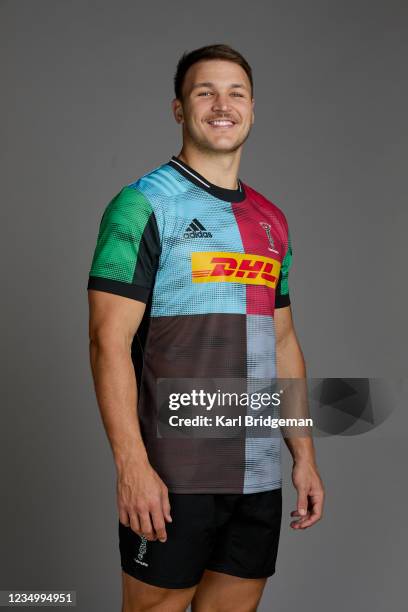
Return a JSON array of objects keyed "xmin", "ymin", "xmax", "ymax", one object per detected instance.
[{"xmin": 87, "ymin": 156, "xmax": 293, "ymax": 493}]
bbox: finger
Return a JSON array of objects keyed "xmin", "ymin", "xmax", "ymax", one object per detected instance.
[
  {"xmin": 161, "ymin": 491, "xmax": 172, "ymax": 523},
  {"xmin": 290, "ymin": 501, "xmax": 312, "ymax": 527},
  {"xmin": 151, "ymin": 508, "xmax": 167, "ymax": 542},
  {"xmin": 292, "ymin": 518, "xmax": 310, "ymax": 528},
  {"xmin": 297, "ymin": 489, "xmax": 309, "ymax": 517},
  {"xmin": 128, "ymin": 512, "xmax": 141, "ymax": 534},
  {"xmin": 119, "ymin": 509, "xmax": 130, "ymax": 526},
  {"xmin": 295, "ymin": 516, "xmax": 317, "ymax": 528},
  {"xmin": 297, "ymin": 501, "xmax": 323, "ymax": 528},
  {"xmin": 139, "ymin": 512, "xmax": 156, "ymax": 541},
  {"xmin": 290, "ymin": 512, "xmax": 310, "ymax": 528}
]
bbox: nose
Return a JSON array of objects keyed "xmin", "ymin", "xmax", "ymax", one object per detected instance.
[{"xmin": 212, "ymin": 93, "xmax": 231, "ymax": 112}]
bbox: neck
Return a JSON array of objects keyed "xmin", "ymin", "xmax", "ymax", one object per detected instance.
[{"xmin": 176, "ymin": 145, "xmax": 242, "ymax": 190}]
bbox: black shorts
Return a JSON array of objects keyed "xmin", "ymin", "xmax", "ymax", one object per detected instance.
[{"xmin": 119, "ymin": 488, "xmax": 282, "ymax": 589}]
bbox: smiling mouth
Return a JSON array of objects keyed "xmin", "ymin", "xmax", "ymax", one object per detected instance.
[{"xmin": 207, "ymin": 119, "xmax": 236, "ymax": 128}]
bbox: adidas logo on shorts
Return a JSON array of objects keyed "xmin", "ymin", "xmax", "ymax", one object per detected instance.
[{"xmin": 184, "ymin": 218, "xmax": 213, "ymax": 238}]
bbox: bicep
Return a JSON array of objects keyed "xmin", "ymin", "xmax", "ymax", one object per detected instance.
[
  {"xmin": 274, "ymin": 304, "xmax": 295, "ymax": 345},
  {"xmin": 88, "ymin": 289, "xmax": 146, "ymax": 347}
]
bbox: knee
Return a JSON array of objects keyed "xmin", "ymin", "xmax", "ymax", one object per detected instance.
[
  {"xmin": 122, "ymin": 588, "xmax": 169, "ymax": 612},
  {"xmin": 122, "ymin": 572, "xmax": 194, "ymax": 612}
]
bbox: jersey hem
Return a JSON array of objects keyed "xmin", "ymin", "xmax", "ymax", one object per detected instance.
[
  {"xmin": 275, "ymin": 294, "xmax": 291, "ymax": 308},
  {"xmin": 87, "ymin": 276, "xmax": 151, "ymax": 303},
  {"xmin": 166, "ymin": 482, "xmax": 282, "ymax": 494}
]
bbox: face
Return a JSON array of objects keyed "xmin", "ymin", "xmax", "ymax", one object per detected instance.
[{"xmin": 173, "ymin": 59, "xmax": 255, "ymax": 154}]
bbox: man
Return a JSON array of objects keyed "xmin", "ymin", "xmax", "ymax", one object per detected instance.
[{"xmin": 87, "ymin": 44, "xmax": 325, "ymax": 612}]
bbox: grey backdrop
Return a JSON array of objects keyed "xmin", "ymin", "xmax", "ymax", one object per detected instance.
[{"xmin": 1, "ymin": 0, "xmax": 407, "ymax": 610}]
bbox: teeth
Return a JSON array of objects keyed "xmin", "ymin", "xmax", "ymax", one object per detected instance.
[{"xmin": 209, "ymin": 120, "xmax": 234, "ymax": 126}]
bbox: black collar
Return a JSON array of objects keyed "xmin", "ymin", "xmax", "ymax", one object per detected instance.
[{"xmin": 168, "ymin": 155, "xmax": 246, "ymax": 203}]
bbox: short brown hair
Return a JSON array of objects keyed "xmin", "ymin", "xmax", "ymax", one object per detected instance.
[{"xmin": 174, "ymin": 43, "xmax": 253, "ymax": 101}]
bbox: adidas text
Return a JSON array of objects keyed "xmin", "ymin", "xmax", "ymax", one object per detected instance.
[{"xmin": 184, "ymin": 230, "xmax": 213, "ymax": 238}]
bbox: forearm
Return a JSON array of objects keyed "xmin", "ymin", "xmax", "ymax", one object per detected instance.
[
  {"xmin": 276, "ymin": 328, "xmax": 306, "ymax": 378},
  {"xmin": 276, "ymin": 331, "xmax": 316, "ymax": 465},
  {"xmin": 89, "ymin": 336, "xmax": 148, "ymax": 473}
]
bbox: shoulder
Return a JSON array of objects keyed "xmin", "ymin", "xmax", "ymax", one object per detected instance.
[
  {"xmin": 128, "ymin": 160, "xmax": 189, "ymax": 199},
  {"xmin": 242, "ymin": 182, "xmax": 289, "ymax": 231},
  {"xmin": 101, "ymin": 161, "xmax": 181, "ymax": 223}
]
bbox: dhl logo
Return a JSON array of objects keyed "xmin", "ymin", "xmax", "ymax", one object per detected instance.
[{"xmin": 191, "ymin": 252, "xmax": 281, "ymax": 288}]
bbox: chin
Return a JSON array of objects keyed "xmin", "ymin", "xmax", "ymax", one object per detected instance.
[
  {"xmin": 206, "ymin": 138, "xmax": 242, "ymax": 152},
  {"xmin": 206, "ymin": 145, "xmax": 239, "ymax": 155},
  {"xmin": 190, "ymin": 131, "xmax": 243, "ymax": 154}
]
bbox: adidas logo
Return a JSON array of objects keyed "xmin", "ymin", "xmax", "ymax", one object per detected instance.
[{"xmin": 184, "ymin": 218, "xmax": 213, "ymax": 238}]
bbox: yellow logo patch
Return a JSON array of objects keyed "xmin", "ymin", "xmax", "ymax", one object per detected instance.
[{"xmin": 191, "ymin": 252, "xmax": 281, "ymax": 288}]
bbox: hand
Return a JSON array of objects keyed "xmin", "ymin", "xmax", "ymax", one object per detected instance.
[
  {"xmin": 290, "ymin": 458, "xmax": 325, "ymax": 529},
  {"xmin": 117, "ymin": 459, "xmax": 172, "ymax": 542}
]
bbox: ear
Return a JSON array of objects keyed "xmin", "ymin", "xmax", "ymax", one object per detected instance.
[{"xmin": 172, "ymin": 98, "xmax": 184, "ymax": 124}]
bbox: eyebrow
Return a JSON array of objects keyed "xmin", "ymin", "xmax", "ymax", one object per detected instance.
[{"xmin": 191, "ymin": 81, "xmax": 247, "ymax": 91}]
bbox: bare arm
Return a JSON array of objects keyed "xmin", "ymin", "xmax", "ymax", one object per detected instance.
[
  {"xmin": 88, "ymin": 289, "xmax": 171, "ymax": 542},
  {"xmin": 274, "ymin": 305, "xmax": 325, "ymax": 529}
]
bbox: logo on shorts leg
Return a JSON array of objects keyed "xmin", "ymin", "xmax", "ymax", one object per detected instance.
[{"xmin": 134, "ymin": 536, "xmax": 149, "ymax": 567}]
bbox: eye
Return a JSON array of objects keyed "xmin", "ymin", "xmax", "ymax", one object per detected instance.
[
  {"xmin": 198, "ymin": 91, "xmax": 213, "ymax": 96},
  {"xmin": 231, "ymin": 92, "xmax": 245, "ymax": 97}
]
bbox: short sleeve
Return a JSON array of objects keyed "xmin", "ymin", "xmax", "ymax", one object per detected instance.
[
  {"xmin": 275, "ymin": 231, "xmax": 293, "ymax": 308},
  {"xmin": 87, "ymin": 186, "xmax": 161, "ymax": 303}
]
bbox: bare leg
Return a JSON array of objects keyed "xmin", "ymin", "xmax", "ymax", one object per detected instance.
[
  {"xmin": 191, "ymin": 570, "xmax": 267, "ymax": 612},
  {"xmin": 121, "ymin": 570, "xmax": 198, "ymax": 612}
]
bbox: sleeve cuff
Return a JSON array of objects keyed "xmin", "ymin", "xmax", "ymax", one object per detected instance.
[
  {"xmin": 87, "ymin": 276, "xmax": 151, "ymax": 303},
  {"xmin": 275, "ymin": 293, "xmax": 291, "ymax": 308}
]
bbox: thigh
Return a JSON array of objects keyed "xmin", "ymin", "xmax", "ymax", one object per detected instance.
[
  {"xmin": 191, "ymin": 570, "xmax": 267, "ymax": 612},
  {"xmin": 122, "ymin": 571, "xmax": 196, "ymax": 612},
  {"xmin": 119, "ymin": 493, "xmax": 216, "ymax": 590},
  {"xmin": 206, "ymin": 488, "xmax": 283, "ymax": 579}
]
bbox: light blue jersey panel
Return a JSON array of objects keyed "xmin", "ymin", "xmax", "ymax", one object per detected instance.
[{"xmin": 135, "ymin": 164, "xmax": 247, "ymax": 317}]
